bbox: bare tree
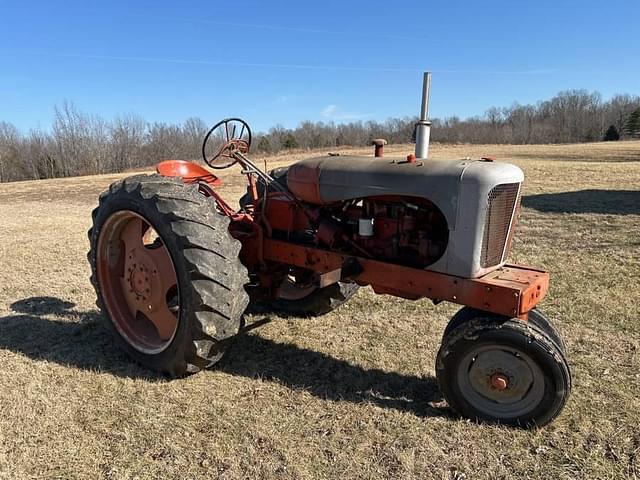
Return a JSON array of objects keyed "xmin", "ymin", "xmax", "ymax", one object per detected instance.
[
  {"xmin": 110, "ymin": 114, "xmax": 146, "ymax": 171},
  {"xmin": 182, "ymin": 117, "xmax": 208, "ymax": 159},
  {"xmin": 0, "ymin": 122, "xmax": 20, "ymax": 182},
  {"xmin": 1, "ymin": 88, "xmax": 640, "ymax": 183}
]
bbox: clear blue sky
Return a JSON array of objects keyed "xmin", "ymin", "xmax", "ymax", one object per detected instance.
[{"xmin": 1, "ymin": 0, "xmax": 638, "ymax": 133}]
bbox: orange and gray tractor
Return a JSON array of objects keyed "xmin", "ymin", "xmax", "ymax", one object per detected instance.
[{"xmin": 88, "ymin": 73, "xmax": 571, "ymax": 427}]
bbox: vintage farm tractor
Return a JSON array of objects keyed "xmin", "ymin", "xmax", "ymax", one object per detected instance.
[{"xmin": 88, "ymin": 73, "xmax": 571, "ymax": 427}]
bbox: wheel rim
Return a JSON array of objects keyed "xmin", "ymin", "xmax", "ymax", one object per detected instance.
[
  {"xmin": 457, "ymin": 344, "xmax": 545, "ymax": 419},
  {"xmin": 97, "ymin": 210, "xmax": 179, "ymax": 354}
]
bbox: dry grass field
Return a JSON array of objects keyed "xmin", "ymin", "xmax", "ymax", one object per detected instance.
[{"xmin": 0, "ymin": 141, "xmax": 639, "ymax": 479}]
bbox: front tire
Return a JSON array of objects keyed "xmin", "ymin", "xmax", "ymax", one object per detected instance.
[
  {"xmin": 88, "ymin": 174, "xmax": 249, "ymax": 376},
  {"xmin": 443, "ymin": 307, "xmax": 567, "ymax": 352},
  {"xmin": 436, "ymin": 311, "xmax": 571, "ymax": 427}
]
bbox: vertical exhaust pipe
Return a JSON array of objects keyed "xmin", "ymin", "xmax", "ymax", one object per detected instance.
[{"xmin": 415, "ymin": 72, "xmax": 432, "ymax": 159}]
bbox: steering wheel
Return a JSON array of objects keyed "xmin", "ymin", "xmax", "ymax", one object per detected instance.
[{"xmin": 201, "ymin": 118, "xmax": 252, "ymax": 169}]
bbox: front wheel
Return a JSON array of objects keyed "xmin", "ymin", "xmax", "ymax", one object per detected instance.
[{"xmin": 436, "ymin": 311, "xmax": 571, "ymax": 427}]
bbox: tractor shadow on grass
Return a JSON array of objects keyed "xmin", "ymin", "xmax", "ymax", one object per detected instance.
[
  {"xmin": 222, "ymin": 333, "xmax": 445, "ymax": 418},
  {"xmin": 522, "ymin": 189, "xmax": 640, "ymax": 215},
  {"xmin": 1, "ymin": 296, "xmax": 446, "ymax": 418},
  {"xmin": 3, "ymin": 296, "xmax": 160, "ymax": 379}
]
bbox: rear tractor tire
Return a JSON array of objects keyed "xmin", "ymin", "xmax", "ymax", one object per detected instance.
[
  {"xmin": 88, "ymin": 174, "xmax": 249, "ymax": 376},
  {"xmin": 436, "ymin": 308, "xmax": 571, "ymax": 427}
]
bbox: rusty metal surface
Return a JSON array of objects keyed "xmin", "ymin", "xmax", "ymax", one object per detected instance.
[
  {"xmin": 371, "ymin": 138, "xmax": 388, "ymax": 157},
  {"xmin": 262, "ymin": 239, "xmax": 548, "ymax": 318},
  {"xmin": 97, "ymin": 210, "xmax": 179, "ymax": 353},
  {"xmin": 260, "ymin": 192, "xmax": 312, "ymax": 232}
]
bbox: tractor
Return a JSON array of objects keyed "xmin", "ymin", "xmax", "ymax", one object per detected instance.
[{"xmin": 88, "ymin": 73, "xmax": 571, "ymax": 427}]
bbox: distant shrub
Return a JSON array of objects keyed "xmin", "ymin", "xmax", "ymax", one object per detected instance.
[
  {"xmin": 282, "ymin": 133, "xmax": 298, "ymax": 149},
  {"xmin": 603, "ymin": 125, "xmax": 620, "ymax": 141}
]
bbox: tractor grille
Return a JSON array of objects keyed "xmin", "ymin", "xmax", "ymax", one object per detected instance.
[{"xmin": 480, "ymin": 183, "xmax": 521, "ymax": 268}]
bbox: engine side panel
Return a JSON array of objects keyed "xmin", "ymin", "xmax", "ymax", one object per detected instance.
[{"xmin": 286, "ymin": 155, "xmax": 524, "ymax": 278}]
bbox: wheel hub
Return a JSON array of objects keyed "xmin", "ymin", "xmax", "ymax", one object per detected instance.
[
  {"xmin": 490, "ymin": 372, "xmax": 510, "ymax": 391},
  {"xmin": 123, "ymin": 247, "xmax": 167, "ymax": 316},
  {"xmin": 457, "ymin": 346, "xmax": 545, "ymax": 419},
  {"xmin": 129, "ymin": 264, "xmax": 151, "ymax": 299},
  {"xmin": 468, "ymin": 351, "xmax": 530, "ymax": 403}
]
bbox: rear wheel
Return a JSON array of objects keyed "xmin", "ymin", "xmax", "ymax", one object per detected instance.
[
  {"xmin": 436, "ymin": 311, "xmax": 571, "ymax": 427},
  {"xmin": 88, "ymin": 174, "xmax": 249, "ymax": 376}
]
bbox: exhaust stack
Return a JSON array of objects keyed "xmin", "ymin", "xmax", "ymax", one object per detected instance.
[{"xmin": 415, "ymin": 72, "xmax": 432, "ymax": 159}]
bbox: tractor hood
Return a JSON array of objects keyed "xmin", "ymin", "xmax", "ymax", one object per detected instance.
[{"xmin": 287, "ymin": 155, "xmax": 524, "ymax": 224}]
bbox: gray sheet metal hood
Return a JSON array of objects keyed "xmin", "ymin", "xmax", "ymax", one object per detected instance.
[
  {"xmin": 287, "ymin": 155, "xmax": 524, "ymax": 278},
  {"xmin": 286, "ymin": 155, "xmax": 523, "ymax": 228}
]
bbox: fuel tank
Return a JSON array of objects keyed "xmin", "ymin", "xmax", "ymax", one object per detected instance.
[{"xmin": 287, "ymin": 155, "xmax": 524, "ymax": 278}]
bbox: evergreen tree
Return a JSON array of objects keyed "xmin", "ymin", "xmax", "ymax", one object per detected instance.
[
  {"xmin": 603, "ymin": 125, "xmax": 620, "ymax": 141},
  {"xmin": 283, "ymin": 133, "xmax": 298, "ymax": 149},
  {"xmin": 624, "ymin": 108, "xmax": 640, "ymax": 137}
]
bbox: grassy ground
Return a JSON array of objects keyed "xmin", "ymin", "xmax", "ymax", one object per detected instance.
[{"xmin": 0, "ymin": 141, "xmax": 639, "ymax": 479}]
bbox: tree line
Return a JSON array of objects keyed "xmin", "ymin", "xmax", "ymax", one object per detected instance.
[{"xmin": 1, "ymin": 90, "xmax": 640, "ymax": 183}]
